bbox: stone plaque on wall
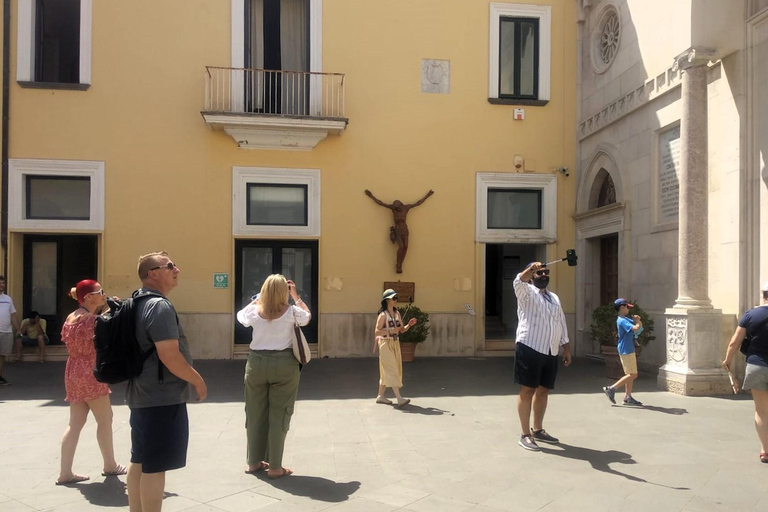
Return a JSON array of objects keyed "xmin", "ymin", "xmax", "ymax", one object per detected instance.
[
  {"xmin": 658, "ymin": 125, "xmax": 681, "ymax": 224},
  {"xmin": 383, "ymin": 282, "xmax": 415, "ymax": 303},
  {"xmin": 421, "ymin": 59, "xmax": 450, "ymax": 94}
]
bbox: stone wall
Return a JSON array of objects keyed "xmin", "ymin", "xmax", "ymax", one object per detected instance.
[{"xmin": 319, "ymin": 312, "xmax": 476, "ymax": 358}]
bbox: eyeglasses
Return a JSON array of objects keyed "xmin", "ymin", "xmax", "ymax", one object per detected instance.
[
  {"xmin": 149, "ymin": 262, "xmax": 176, "ymax": 272},
  {"xmin": 392, "ymin": 296, "xmax": 399, "ymax": 301},
  {"xmin": 87, "ymin": 290, "xmax": 105, "ymax": 296},
  {"xmin": 534, "ymin": 269, "xmax": 550, "ymax": 277}
]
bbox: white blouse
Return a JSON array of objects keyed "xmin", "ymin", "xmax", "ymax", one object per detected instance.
[{"xmin": 236, "ymin": 304, "xmax": 311, "ymax": 351}]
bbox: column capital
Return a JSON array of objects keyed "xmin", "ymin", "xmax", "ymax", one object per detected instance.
[{"xmin": 672, "ymin": 47, "xmax": 719, "ymax": 71}]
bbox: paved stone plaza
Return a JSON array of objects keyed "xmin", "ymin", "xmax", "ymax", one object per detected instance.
[{"xmin": 1, "ymin": 357, "xmax": 766, "ymax": 511}]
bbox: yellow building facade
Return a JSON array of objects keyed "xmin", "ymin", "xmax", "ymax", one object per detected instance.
[{"xmin": 1, "ymin": 0, "xmax": 577, "ymax": 360}]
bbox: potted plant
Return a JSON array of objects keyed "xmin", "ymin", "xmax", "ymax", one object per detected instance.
[
  {"xmin": 397, "ymin": 305, "xmax": 430, "ymax": 362},
  {"xmin": 590, "ymin": 301, "xmax": 655, "ymax": 379}
]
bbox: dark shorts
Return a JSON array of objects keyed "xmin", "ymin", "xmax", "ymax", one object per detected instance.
[
  {"xmin": 514, "ymin": 342, "xmax": 558, "ymax": 389},
  {"xmin": 20, "ymin": 335, "xmax": 49, "ymax": 347},
  {"xmin": 130, "ymin": 403, "xmax": 189, "ymax": 473}
]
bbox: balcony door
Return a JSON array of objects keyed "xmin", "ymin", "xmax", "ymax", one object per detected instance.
[
  {"xmin": 234, "ymin": 240, "xmax": 318, "ymax": 345},
  {"xmin": 245, "ymin": 0, "xmax": 310, "ymax": 115}
]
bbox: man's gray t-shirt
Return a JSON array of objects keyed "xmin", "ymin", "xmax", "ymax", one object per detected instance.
[{"xmin": 125, "ymin": 288, "xmax": 192, "ymax": 408}]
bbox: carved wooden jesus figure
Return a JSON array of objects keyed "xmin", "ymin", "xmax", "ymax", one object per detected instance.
[{"xmin": 365, "ymin": 189, "xmax": 434, "ymax": 273}]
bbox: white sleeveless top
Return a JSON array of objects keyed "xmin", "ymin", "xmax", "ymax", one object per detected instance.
[{"xmin": 237, "ymin": 304, "xmax": 311, "ymax": 351}]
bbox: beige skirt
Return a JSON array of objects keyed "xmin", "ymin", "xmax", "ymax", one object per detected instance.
[{"xmin": 378, "ymin": 337, "xmax": 403, "ymax": 388}]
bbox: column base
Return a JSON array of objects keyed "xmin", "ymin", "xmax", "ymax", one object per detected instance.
[
  {"xmin": 658, "ymin": 307, "xmax": 731, "ymax": 396},
  {"xmin": 657, "ymin": 365, "xmax": 732, "ymax": 396}
]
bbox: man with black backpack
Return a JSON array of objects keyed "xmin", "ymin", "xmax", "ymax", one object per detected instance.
[
  {"xmin": 126, "ymin": 252, "xmax": 207, "ymax": 512},
  {"xmin": 723, "ymin": 281, "xmax": 768, "ymax": 464}
]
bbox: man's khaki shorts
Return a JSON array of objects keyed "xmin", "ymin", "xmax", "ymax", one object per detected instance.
[
  {"xmin": 0, "ymin": 332, "xmax": 13, "ymax": 356},
  {"xmin": 619, "ymin": 352, "xmax": 638, "ymax": 375}
]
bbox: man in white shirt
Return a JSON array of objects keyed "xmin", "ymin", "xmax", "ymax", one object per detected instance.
[
  {"xmin": 513, "ymin": 262, "xmax": 571, "ymax": 451},
  {"xmin": 0, "ymin": 276, "xmax": 21, "ymax": 386}
]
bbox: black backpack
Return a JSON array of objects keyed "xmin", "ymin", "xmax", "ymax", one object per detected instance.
[{"xmin": 93, "ymin": 289, "xmax": 164, "ymax": 384}]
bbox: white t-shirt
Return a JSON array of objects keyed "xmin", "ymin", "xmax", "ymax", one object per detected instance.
[
  {"xmin": 237, "ymin": 304, "xmax": 311, "ymax": 351},
  {"xmin": 0, "ymin": 293, "xmax": 17, "ymax": 333}
]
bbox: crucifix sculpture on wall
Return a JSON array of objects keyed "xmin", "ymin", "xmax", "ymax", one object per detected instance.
[{"xmin": 365, "ymin": 189, "xmax": 434, "ymax": 274}]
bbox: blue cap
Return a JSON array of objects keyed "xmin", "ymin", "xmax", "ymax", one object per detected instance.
[{"xmin": 614, "ymin": 298, "xmax": 633, "ymax": 308}]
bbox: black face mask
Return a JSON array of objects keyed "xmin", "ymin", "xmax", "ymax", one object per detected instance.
[{"xmin": 533, "ymin": 276, "xmax": 550, "ymax": 289}]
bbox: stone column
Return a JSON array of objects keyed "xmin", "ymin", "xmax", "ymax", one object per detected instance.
[
  {"xmin": 675, "ymin": 48, "xmax": 715, "ymax": 309},
  {"xmin": 658, "ymin": 47, "xmax": 730, "ymax": 395}
]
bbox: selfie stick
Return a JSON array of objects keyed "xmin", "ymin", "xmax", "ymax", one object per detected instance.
[{"xmin": 545, "ymin": 249, "xmax": 578, "ymax": 267}]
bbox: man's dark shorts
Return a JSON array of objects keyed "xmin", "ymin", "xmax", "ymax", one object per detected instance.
[
  {"xmin": 130, "ymin": 403, "xmax": 189, "ymax": 473},
  {"xmin": 514, "ymin": 342, "xmax": 558, "ymax": 389}
]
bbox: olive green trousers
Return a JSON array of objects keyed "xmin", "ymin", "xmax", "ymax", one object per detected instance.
[{"xmin": 244, "ymin": 349, "xmax": 300, "ymax": 469}]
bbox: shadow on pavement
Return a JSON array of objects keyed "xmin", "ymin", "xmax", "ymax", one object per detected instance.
[
  {"xmin": 400, "ymin": 404, "xmax": 453, "ymax": 416},
  {"xmin": 76, "ymin": 477, "xmax": 128, "ymax": 507},
  {"xmin": 611, "ymin": 404, "xmax": 688, "ymax": 415},
  {"xmin": 249, "ymin": 473, "xmax": 360, "ymax": 502},
  {"xmin": 539, "ymin": 443, "xmax": 689, "ymax": 490},
  {"xmin": 0, "ymin": 357, "xmax": 725, "ymax": 404}
]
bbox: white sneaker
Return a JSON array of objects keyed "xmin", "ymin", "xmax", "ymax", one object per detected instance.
[
  {"xmin": 375, "ymin": 396, "xmax": 392, "ymax": 405},
  {"xmin": 395, "ymin": 398, "xmax": 411, "ymax": 409}
]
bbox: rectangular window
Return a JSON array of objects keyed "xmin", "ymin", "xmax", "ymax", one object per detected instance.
[
  {"xmin": 26, "ymin": 176, "xmax": 91, "ymax": 220},
  {"xmin": 499, "ymin": 17, "xmax": 538, "ymax": 99},
  {"xmin": 35, "ymin": 0, "xmax": 81, "ymax": 83},
  {"xmin": 487, "ymin": 188, "xmax": 542, "ymax": 229},
  {"xmin": 247, "ymin": 183, "xmax": 308, "ymax": 226}
]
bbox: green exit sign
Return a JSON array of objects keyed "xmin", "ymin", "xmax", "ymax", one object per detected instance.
[{"xmin": 213, "ymin": 273, "xmax": 229, "ymax": 288}]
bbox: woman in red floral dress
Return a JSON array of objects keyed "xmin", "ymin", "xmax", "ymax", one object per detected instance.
[{"xmin": 56, "ymin": 279, "xmax": 126, "ymax": 485}]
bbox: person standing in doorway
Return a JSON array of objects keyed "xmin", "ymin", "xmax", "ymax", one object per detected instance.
[
  {"xmin": 513, "ymin": 262, "xmax": 572, "ymax": 452},
  {"xmin": 723, "ymin": 281, "xmax": 768, "ymax": 463},
  {"xmin": 126, "ymin": 252, "xmax": 207, "ymax": 512},
  {"xmin": 603, "ymin": 298, "xmax": 643, "ymax": 406},
  {"xmin": 374, "ymin": 289, "xmax": 417, "ymax": 408},
  {"xmin": 0, "ymin": 276, "xmax": 20, "ymax": 386}
]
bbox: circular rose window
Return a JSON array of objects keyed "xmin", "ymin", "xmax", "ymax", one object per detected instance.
[{"xmin": 591, "ymin": 5, "xmax": 621, "ymax": 74}]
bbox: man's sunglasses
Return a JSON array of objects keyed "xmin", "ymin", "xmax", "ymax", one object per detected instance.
[
  {"xmin": 534, "ymin": 269, "xmax": 550, "ymax": 277},
  {"xmin": 149, "ymin": 262, "xmax": 176, "ymax": 272}
]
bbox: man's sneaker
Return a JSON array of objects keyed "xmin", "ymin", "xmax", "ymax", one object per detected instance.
[
  {"xmin": 603, "ymin": 386, "xmax": 616, "ymax": 404},
  {"xmin": 623, "ymin": 396, "xmax": 643, "ymax": 406},
  {"xmin": 0, "ymin": 376, "xmax": 10, "ymax": 386},
  {"xmin": 518, "ymin": 434, "xmax": 541, "ymax": 452},
  {"xmin": 531, "ymin": 429, "xmax": 559, "ymax": 444}
]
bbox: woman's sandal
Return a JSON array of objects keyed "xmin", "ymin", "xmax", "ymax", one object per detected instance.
[
  {"xmin": 244, "ymin": 461, "xmax": 269, "ymax": 474},
  {"xmin": 102, "ymin": 463, "xmax": 127, "ymax": 476},
  {"xmin": 55, "ymin": 474, "xmax": 90, "ymax": 485},
  {"xmin": 267, "ymin": 467, "xmax": 293, "ymax": 479},
  {"xmin": 760, "ymin": 452, "xmax": 768, "ymax": 464}
]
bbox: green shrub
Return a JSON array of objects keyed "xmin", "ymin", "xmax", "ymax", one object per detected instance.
[
  {"xmin": 590, "ymin": 301, "xmax": 655, "ymax": 347},
  {"xmin": 397, "ymin": 305, "xmax": 430, "ymax": 343}
]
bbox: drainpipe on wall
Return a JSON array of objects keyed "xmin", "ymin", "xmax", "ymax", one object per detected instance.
[{"xmin": 1, "ymin": 0, "xmax": 10, "ymax": 278}]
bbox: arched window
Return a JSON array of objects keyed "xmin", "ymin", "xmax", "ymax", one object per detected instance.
[{"xmin": 596, "ymin": 172, "xmax": 616, "ymax": 207}]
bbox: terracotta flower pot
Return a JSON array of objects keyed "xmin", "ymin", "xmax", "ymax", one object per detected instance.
[
  {"xmin": 400, "ymin": 342, "xmax": 417, "ymax": 363},
  {"xmin": 600, "ymin": 344, "xmax": 625, "ymax": 380}
]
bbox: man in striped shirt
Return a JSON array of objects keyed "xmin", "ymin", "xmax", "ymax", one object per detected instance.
[{"xmin": 513, "ymin": 262, "xmax": 571, "ymax": 452}]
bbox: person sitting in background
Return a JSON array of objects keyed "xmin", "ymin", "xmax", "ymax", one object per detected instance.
[{"xmin": 14, "ymin": 311, "xmax": 48, "ymax": 363}]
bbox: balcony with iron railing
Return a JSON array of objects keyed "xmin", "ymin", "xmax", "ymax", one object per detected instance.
[{"xmin": 201, "ymin": 66, "xmax": 348, "ymax": 150}]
